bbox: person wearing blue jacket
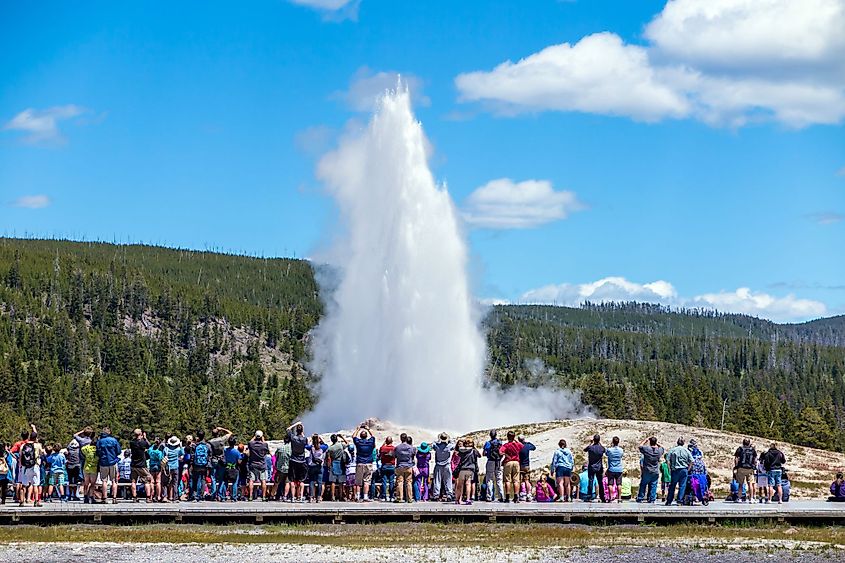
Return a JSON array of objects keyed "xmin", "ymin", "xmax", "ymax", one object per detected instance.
[
  {"xmin": 551, "ymin": 439, "xmax": 575, "ymax": 501},
  {"xmin": 95, "ymin": 427, "xmax": 121, "ymax": 504}
]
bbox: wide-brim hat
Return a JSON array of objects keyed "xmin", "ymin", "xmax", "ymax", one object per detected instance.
[
  {"xmin": 419, "ymin": 442, "xmax": 431, "ymax": 453},
  {"xmin": 167, "ymin": 436, "xmax": 181, "ymax": 447}
]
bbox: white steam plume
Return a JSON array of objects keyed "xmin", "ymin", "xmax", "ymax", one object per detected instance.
[{"xmin": 304, "ymin": 85, "xmax": 585, "ymax": 432}]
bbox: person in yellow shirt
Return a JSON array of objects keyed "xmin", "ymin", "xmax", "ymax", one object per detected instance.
[{"xmin": 81, "ymin": 443, "xmax": 99, "ymax": 503}]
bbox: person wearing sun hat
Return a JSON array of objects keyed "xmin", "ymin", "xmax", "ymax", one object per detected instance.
[
  {"xmin": 163, "ymin": 436, "xmax": 184, "ymax": 502},
  {"xmin": 415, "ymin": 441, "xmax": 432, "ymax": 501}
]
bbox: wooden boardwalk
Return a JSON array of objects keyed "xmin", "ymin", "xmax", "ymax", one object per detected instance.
[{"xmin": 1, "ymin": 500, "xmax": 843, "ymax": 524}]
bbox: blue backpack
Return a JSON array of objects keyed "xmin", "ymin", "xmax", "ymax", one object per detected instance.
[{"xmin": 193, "ymin": 442, "xmax": 210, "ymax": 468}]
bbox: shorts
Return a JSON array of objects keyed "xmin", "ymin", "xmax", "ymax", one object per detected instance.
[
  {"xmin": 167, "ymin": 468, "xmax": 180, "ymax": 485},
  {"xmin": 756, "ymin": 474, "xmax": 769, "ymax": 488},
  {"xmin": 520, "ymin": 465, "xmax": 531, "ymax": 478},
  {"xmin": 20, "ymin": 466, "xmax": 41, "ymax": 486},
  {"xmin": 99, "ymin": 465, "xmax": 118, "ymax": 483},
  {"xmin": 555, "ymin": 467, "xmax": 572, "ymax": 479},
  {"xmin": 288, "ymin": 462, "xmax": 306, "ymax": 483},
  {"xmin": 605, "ymin": 470, "xmax": 622, "ymax": 485},
  {"xmin": 249, "ymin": 467, "xmax": 266, "ymax": 482},
  {"xmin": 767, "ymin": 470, "xmax": 782, "ymax": 487},
  {"xmin": 328, "ymin": 471, "xmax": 345, "ymax": 484},
  {"xmin": 503, "ymin": 461, "xmax": 520, "ymax": 484},
  {"xmin": 49, "ymin": 471, "xmax": 67, "ymax": 486},
  {"xmin": 131, "ymin": 467, "xmax": 153, "ymax": 482},
  {"xmin": 355, "ymin": 463, "xmax": 373, "ymax": 488},
  {"xmin": 735, "ymin": 467, "xmax": 754, "ymax": 487},
  {"xmin": 67, "ymin": 466, "xmax": 81, "ymax": 484}
]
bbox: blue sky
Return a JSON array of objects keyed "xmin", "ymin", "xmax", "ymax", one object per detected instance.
[{"xmin": 1, "ymin": 0, "xmax": 843, "ymax": 322}]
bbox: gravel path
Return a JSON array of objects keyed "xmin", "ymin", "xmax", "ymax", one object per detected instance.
[{"xmin": 3, "ymin": 542, "xmax": 844, "ymax": 562}]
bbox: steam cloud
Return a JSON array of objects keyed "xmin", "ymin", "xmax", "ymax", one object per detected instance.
[{"xmin": 304, "ymin": 86, "xmax": 587, "ymax": 432}]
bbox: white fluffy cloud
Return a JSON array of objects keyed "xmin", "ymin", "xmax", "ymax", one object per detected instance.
[
  {"xmin": 10, "ymin": 194, "xmax": 51, "ymax": 209},
  {"xmin": 455, "ymin": 0, "xmax": 845, "ymax": 127},
  {"xmin": 645, "ymin": 0, "xmax": 845, "ymax": 71},
  {"xmin": 463, "ymin": 178, "xmax": 583, "ymax": 229},
  {"xmin": 456, "ymin": 33, "xmax": 689, "ymax": 122},
  {"xmin": 518, "ymin": 276, "xmax": 827, "ymax": 322},
  {"xmin": 4, "ymin": 105, "xmax": 85, "ymax": 144},
  {"xmin": 335, "ymin": 67, "xmax": 429, "ymax": 112}
]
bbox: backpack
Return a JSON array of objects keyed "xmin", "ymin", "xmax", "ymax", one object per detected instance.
[
  {"xmin": 487, "ymin": 440, "xmax": 502, "ymax": 462},
  {"xmin": 20, "ymin": 442, "xmax": 37, "ymax": 469},
  {"xmin": 0, "ymin": 455, "xmax": 8, "ymax": 474},
  {"xmin": 739, "ymin": 447, "xmax": 755, "ymax": 469},
  {"xmin": 193, "ymin": 442, "xmax": 210, "ymax": 468},
  {"xmin": 149, "ymin": 449, "xmax": 164, "ymax": 471}
]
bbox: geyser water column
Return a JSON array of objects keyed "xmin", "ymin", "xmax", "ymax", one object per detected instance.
[{"xmin": 304, "ymin": 86, "xmax": 490, "ymax": 431}]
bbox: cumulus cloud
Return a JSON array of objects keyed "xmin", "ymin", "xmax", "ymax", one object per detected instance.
[
  {"xmin": 455, "ymin": 0, "xmax": 845, "ymax": 127},
  {"xmin": 807, "ymin": 212, "xmax": 844, "ymax": 225},
  {"xmin": 462, "ymin": 178, "xmax": 584, "ymax": 229},
  {"xmin": 521, "ymin": 277, "xmax": 679, "ymax": 306},
  {"xmin": 518, "ymin": 276, "xmax": 827, "ymax": 322},
  {"xmin": 10, "ymin": 194, "xmax": 51, "ymax": 209},
  {"xmin": 334, "ymin": 67, "xmax": 429, "ymax": 112},
  {"xmin": 289, "ymin": 0, "xmax": 360, "ymax": 20},
  {"xmin": 4, "ymin": 105, "xmax": 85, "ymax": 144},
  {"xmin": 692, "ymin": 288, "xmax": 827, "ymax": 321},
  {"xmin": 456, "ymin": 33, "xmax": 690, "ymax": 122}
]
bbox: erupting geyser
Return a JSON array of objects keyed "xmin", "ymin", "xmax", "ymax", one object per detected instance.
[{"xmin": 304, "ymin": 85, "xmax": 586, "ymax": 431}]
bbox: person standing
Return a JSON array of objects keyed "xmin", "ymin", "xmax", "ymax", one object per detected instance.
[
  {"xmin": 163, "ymin": 436, "xmax": 184, "ymax": 502},
  {"xmin": 454, "ymin": 439, "xmax": 480, "ymax": 505},
  {"xmin": 352, "ymin": 425, "xmax": 376, "ymax": 502},
  {"xmin": 95, "ymin": 427, "xmax": 121, "ymax": 504},
  {"xmin": 688, "ymin": 440, "xmax": 709, "ymax": 506},
  {"xmin": 551, "ymin": 439, "xmax": 574, "ymax": 502},
  {"xmin": 207, "ymin": 426, "xmax": 233, "ymax": 501},
  {"xmin": 517, "ymin": 435, "xmax": 536, "ymax": 489},
  {"xmin": 483, "ymin": 430, "xmax": 504, "ymax": 502},
  {"xmin": 222, "ymin": 437, "xmax": 242, "ymax": 502},
  {"xmin": 636, "ymin": 436, "xmax": 664, "ymax": 504},
  {"xmin": 64, "ymin": 435, "xmax": 82, "ymax": 501},
  {"xmin": 415, "ymin": 442, "xmax": 432, "ymax": 501},
  {"xmin": 14, "ymin": 425, "xmax": 45, "ymax": 507},
  {"xmin": 325, "ymin": 434, "xmax": 346, "ymax": 501},
  {"xmin": 306, "ymin": 434, "xmax": 326, "ymax": 503},
  {"xmin": 605, "ymin": 436, "xmax": 624, "ymax": 503},
  {"xmin": 431, "ymin": 433, "xmax": 454, "ymax": 502},
  {"xmin": 247, "ymin": 430, "xmax": 270, "ymax": 501},
  {"xmin": 499, "ymin": 431, "xmax": 523, "ymax": 503},
  {"xmin": 273, "ymin": 435, "xmax": 292, "ymax": 501},
  {"xmin": 190, "ymin": 430, "xmax": 213, "ymax": 501},
  {"xmin": 733, "ymin": 438, "xmax": 757, "ymax": 503},
  {"xmin": 762, "ymin": 442, "xmax": 786, "ymax": 505},
  {"xmin": 393, "ymin": 433, "xmax": 417, "ymax": 503},
  {"xmin": 129, "ymin": 429, "xmax": 153, "ymax": 503},
  {"xmin": 378, "ymin": 436, "xmax": 397, "ymax": 501},
  {"xmin": 583, "ymin": 434, "xmax": 606, "ymax": 503},
  {"xmin": 664, "ymin": 437, "xmax": 692, "ymax": 506}
]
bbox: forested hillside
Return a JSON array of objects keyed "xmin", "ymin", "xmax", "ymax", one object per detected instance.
[
  {"xmin": 487, "ymin": 304, "xmax": 845, "ymax": 450},
  {"xmin": 0, "ymin": 238, "xmax": 320, "ymax": 442},
  {"xmin": 1, "ymin": 238, "xmax": 844, "ymax": 452}
]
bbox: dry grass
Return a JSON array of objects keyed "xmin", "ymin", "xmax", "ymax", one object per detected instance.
[{"xmin": 2, "ymin": 522, "xmax": 845, "ymax": 548}]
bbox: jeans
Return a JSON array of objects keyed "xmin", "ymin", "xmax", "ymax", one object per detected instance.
[
  {"xmin": 485, "ymin": 459, "xmax": 504, "ymax": 501},
  {"xmin": 190, "ymin": 470, "xmax": 206, "ymax": 501},
  {"xmin": 431, "ymin": 465, "xmax": 453, "ymax": 500},
  {"xmin": 666, "ymin": 468, "xmax": 688, "ymax": 505},
  {"xmin": 308, "ymin": 465, "xmax": 323, "ymax": 499},
  {"xmin": 587, "ymin": 467, "xmax": 605, "ymax": 502},
  {"xmin": 637, "ymin": 471, "xmax": 659, "ymax": 503},
  {"xmin": 380, "ymin": 465, "xmax": 396, "ymax": 499},
  {"xmin": 213, "ymin": 464, "xmax": 226, "ymax": 499}
]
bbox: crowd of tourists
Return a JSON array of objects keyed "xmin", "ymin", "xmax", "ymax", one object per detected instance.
[{"xmin": 0, "ymin": 421, "xmax": 833, "ymax": 507}]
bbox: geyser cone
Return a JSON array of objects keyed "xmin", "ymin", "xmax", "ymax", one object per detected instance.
[{"xmin": 305, "ymin": 87, "xmax": 487, "ymax": 431}]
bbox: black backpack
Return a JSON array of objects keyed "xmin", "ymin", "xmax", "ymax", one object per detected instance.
[
  {"xmin": 487, "ymin": 439, "xmax": 502, "ymax": 462},
  {"xmin": 20, "ymin": 442, "xmax": 37, "ymax": 469},
  {"xmin": 739, "ymin": 446, "xmax": 755, "ymax": 469}
]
